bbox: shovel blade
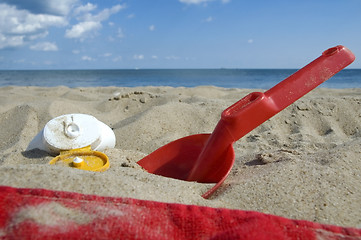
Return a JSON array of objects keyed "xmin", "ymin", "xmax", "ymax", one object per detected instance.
[{"xmin": 138, "ymin": 134, "xmax": 235, "ymax": 184}]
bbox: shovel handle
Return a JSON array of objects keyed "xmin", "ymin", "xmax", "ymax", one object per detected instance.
[
  {"xmin": 187, "ymin": 45, "xmax": 355, "ymax": 183},
  {"xmin": 222, "ymin": 45, "xmax": 355, "ymax": 142},
  {"xmin": 265, "ymin": 45, "xmax": 355, "ymax": 110}
]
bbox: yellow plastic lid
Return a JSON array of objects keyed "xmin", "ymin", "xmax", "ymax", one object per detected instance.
[{"xmin": 49, "ymin": 146, "xmax": 109, "ymax": 172}]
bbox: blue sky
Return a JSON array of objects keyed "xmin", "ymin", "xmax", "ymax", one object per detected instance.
[{"xmin": 0, "ymin": 0, "xmax": 360, "ymax": 69}]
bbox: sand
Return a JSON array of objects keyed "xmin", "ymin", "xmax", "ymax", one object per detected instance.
[{"xmin": 0, "ymin": 86, "xmax": 360, "ymax": 228}]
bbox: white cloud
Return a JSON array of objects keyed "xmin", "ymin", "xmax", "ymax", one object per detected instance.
[
  {"xmin": 117, "ymin": 28, "xmax": 124, "ymax": 38},
  {"xmin": 0, "ymin": 3, "xmax": 66, "ymax": 49},
  {"xmin": 203, "ymin": 16, "xmax": 213, "ymax": 22},
  {"xmin": 133, "ymin": 54, "xmax": 144, "ymax": 60},
  {"xmin": 14, "ymin": 59, "xmax": 25, "ymax": 63},
  {"xmin": 65, "ymin": 21, "xmax": 101, "ymax": 39},
  {"xmin": 78, "ymin": 4, "xmax": 124, "ymax": 22},
  {"xmin": 2, "ymin": 0, "xmax": 78, "ymax": 16},
  {"xmin": 81, "ymin": 55, "xmax": 94, "ymax": 61},
  {"xmin": 112, "ymin": 56, "xmax": 122, "ymax": 62},
  {"xmin": 43, "ymin": 0, "xmax": 78, "ymax": 15},
  {"xmin": 73, "ymin": 3, "xmax": 97, "ymax": 16},
  {"xmin": 28, "ymin": 31, "xmax": 49, "ymax": 40},
  {"xmin": 149, "ymin": 25, "xmax": 155, "ymax": 31},
  {"xmin": 0, "ymin": 4, "xmax": 67, "ymax": 33},
  {"xmin": 179, "ymin": 0, "xmax": 230, "ymax": 4},
  {"xmin": 152, "ymin": 55, "xmax": 158, "ymax": 59},
  {"xmin": 179, "ymin": 0, "xmax": 211, "ymax": 4},
  {"xmin": 248, "ymin": 39, "xmax": 254, "ymax": 44},
  {"xmin": 72, "ymin": 49, "xmax": 80, "ymax": 54},
  {"xmin": 165, "ymin": 55, "xmax": 180, "ymax": 60},
  {"xmin": 66, "ymin": 4, "xmax": 124, "ymax": 40},
  {"xmin": 102, "ymin": 53, "xmax": 112, "ymax": 57},
  {"xmin": 0, "ymin": 34, "xmax": 24, "ymax": 49},
  {"xmin": 30, "ymin": 41, "xmax": 58, "ymax": 51},
  {"xmin": 0, "ymin": 1, "xmax": 124, "ymax": 50}
]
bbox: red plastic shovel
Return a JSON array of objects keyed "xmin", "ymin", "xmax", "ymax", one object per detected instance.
[{"xmin": 138, "ymin": 45, "xmax": 355, "ymax": 198}]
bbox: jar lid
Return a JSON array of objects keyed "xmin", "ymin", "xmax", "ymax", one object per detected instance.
[
  {"xmin": 49, "ymin": 146, "xmax": 110, "ymax": 172},
  {"xmin": 43, "ymin": 114, "xmax": 101, "ymax": 152}
]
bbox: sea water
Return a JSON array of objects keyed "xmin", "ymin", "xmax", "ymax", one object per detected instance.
[{"xmin": 0, "ymin": 69, "xmax": 360, "ymax": 89}]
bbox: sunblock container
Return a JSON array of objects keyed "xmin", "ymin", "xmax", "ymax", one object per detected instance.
[
  {"xmin": 28, "ymin": 114, "xmax": 115, "ymax": 172},
  {"xmin": 27, "ymin": 114, "xmax": 116, "ymax": 154}
]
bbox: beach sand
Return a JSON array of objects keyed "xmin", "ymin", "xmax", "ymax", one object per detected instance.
[{"xmin": 0, "ymin": 86, "xmax": 360, "ymax": 228}]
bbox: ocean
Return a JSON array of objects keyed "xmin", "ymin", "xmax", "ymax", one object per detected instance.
[{"xmin": 0, "ymin": 69, "xmax": 360, "ymax": 89}]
